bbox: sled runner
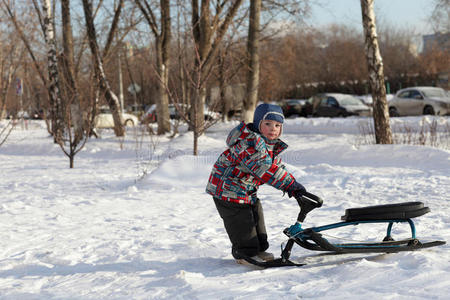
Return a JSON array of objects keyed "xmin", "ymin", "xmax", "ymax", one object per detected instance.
[{"xmin": 241, "ymin": 192, "xmax": 446, "ymax": 268}]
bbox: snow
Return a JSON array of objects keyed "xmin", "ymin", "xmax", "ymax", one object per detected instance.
[{"xmin": 0, "ymin": 116, "xmax": 449, "ymax": 299}]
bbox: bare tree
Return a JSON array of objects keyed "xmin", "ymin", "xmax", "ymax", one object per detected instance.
[
  {"xmin": 0, "ymin": 33, "xmax": 19, "ymax": 147},
  {"xmin": 0, "ymin": 29, "xmax": 24, "ymax": 119},
  {"xmin": 81, "ymin": 0, "xmax": 125, "ymax": 137},
  {"xmin": 31, "ymin": 0, "xmax": 93, "ymax": 168},
  {"xmin": 1, "ymin": 0, "xmax": 63, "ymax": 137},
  {"xmin": 58, "ymin": 0, "xmax": 93, "ymax": 168},
  {"xmin": 31, "ymin": 0, "xmax": 93, "ymax": 167},
  {"xmin": 134, "ymin": 0, "xmax": 171, "ymax": 135},
  {"xmin": 213, "ymin": 39, "xmax": 247, "ymax": 121},
  {"xmin": 190, "ymin": 0, "xmax": 244, "ymax": 155},
  {"xmin": 242, "ymin": 0, "xmax": 311, "ymax": 118},
  {"xmin": 360, "ymin": 0, "xmax": 392, "ymax": 144},
  {"xmin": 429, "ymin": 0, "xmax": 450, "ymax": 33}
]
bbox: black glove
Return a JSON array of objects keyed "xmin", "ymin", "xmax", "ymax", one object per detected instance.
[{"xmin": 287, "ymin": 181, "xmax": 306, "ymax": 199}]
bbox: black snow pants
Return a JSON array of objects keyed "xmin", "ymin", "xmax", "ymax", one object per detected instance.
[{"xmin": 213, "ymin": 197, "xmax": 269, "ymax": 259}]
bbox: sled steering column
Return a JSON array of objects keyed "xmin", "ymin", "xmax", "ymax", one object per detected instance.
[{"xmin": 281, "ymin": 192, "xmax": 323, "ymax": 262}]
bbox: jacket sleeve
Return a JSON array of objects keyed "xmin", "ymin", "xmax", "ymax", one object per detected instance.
[{"xmin": 229, "ymin": 138, "xmax": 295, "ymax": 191}]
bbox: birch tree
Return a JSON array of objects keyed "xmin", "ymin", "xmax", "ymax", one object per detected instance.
[
  {"xmin": 42, "ymin": 0, "xmax": 64, "ymax": 142},
  {"xmin": 360, "ymin": 0, "xmax": 392, "ymax": 144},
  {"xmin": 1, "ymin": 0, "xmax": 92, "ymax": 166}
]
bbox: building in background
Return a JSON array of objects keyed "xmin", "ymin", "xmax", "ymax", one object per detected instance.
[{"xmin": 422, "ymin": 32, "xmax": 449, "ymax": 53}]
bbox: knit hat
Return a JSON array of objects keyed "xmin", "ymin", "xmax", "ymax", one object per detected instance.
[{"xmin": 253, "ymin": 103, "xmax": 285, "ymax": 133}]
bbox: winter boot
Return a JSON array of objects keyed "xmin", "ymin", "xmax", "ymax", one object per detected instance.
[
  {"xmin": 257, "ymin": 251, "xmax": 274, "ymax": 261},
  {"xmin": 235, "ymin": 255, "xmax": 265, "ymax": 265}
]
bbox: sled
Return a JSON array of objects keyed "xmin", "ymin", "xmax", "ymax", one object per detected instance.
[{"xmin": 243, "ymin": 192, "xmax": 446, "ymax": 268}]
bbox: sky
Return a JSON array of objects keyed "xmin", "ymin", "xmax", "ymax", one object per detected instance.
[{"xmin": 311, "ymin": 0, "xmax": 435, "ymax": 35}]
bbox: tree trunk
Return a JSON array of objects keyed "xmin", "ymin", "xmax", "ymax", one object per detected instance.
[
  {"xmin": 217, "ymin": 53, "xmax": 228, "ymax": 121},
  {"xmin": 82, "ymin": 0, "xmax": 125, "ymax": 137},
  {"xmin": 42, "ymin": 0, "xmax": 64, "ymax": 143},
  {"xmin": 135, "ymin": 0, "xmax": 171, "ymax": 135},
  {"xmin": 243, "ymin": 0, "xmax": 261, "ymax": 123},
  {"xmin": 0, "ymin": 63, "xmax": 15, "ymax": 120},
  {"xmin": 157, "ymin": 0, "xmax": 171, "ymax": 134},
  {"xmin": 154, "ymin": 38, "xmax": 171, "ymax": 134},
  {"xmin": 360, "ymin": 0, "xmax": 393, "ymax": 144}
]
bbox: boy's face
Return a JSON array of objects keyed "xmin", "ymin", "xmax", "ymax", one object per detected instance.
[{"xmin": 260, "ymin": 120, "xmax": 282, "ymax": 140}]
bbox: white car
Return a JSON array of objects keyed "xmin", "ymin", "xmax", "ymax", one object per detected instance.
[
  {"xmin": 389, "ymin": 87, "xmax": 450, "ymax": 116},
  {"xmin": 94, "ymin": 106, "xmax": 139, "ymax": 128}
]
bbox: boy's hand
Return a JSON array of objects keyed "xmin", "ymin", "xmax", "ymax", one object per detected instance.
[{"xmin": 287, "ymin": 181, "xmax": 306, "ymax": 198}]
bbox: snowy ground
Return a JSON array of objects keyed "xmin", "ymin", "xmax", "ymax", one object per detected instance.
[{"xmin": 0, "ymin": 116, "xmax": 449, "ymax": 299}]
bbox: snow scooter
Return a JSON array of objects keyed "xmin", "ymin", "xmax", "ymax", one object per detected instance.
[{"xmin": 242, "ymin": 192, "xmax": 446, "ymax": 268}]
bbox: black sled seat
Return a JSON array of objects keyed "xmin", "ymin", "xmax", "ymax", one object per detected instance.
[{"xmin": 341, "ymin": 202, "xmax": 430, "ymax": 222}]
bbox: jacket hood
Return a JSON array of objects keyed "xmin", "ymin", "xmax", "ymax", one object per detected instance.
[{"xmin": 226, "ymin": 122, "xmax": 288, "ymax": 155}]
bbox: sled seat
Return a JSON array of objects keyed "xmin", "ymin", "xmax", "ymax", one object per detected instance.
[{"xmin": 341, "ymin": 202, "xmax": 430, "ymax": 222}]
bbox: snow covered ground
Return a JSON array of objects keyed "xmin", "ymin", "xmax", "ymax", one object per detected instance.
[{"xmin": 0, "ymin": 116, "xmax": 449, "ymax": 299}]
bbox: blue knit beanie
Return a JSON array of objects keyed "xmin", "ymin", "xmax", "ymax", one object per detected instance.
[{"xmin": 253, "ymin": 103, "xmax": 285, "ymax": 133}]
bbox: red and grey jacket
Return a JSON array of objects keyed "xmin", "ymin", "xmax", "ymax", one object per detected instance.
[{"xmin": 206, "ymin": 122, "xmax": 296, "ymax": 204}]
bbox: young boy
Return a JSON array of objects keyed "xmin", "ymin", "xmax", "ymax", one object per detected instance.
[{"xmin": 206, "ymin": 103, "xmax": 306, "ymax": 264}]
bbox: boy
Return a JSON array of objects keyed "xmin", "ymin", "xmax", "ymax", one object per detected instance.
[{"xmin": 206, "ymin": 103, "xmax": 306, "ymax": 264}]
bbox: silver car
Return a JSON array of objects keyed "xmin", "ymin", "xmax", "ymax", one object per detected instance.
[{"xmin": 389, "ymin": 87, "xmax": 450, "ymax": 116}]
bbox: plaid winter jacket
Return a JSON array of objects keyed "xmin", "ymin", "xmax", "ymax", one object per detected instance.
[{"xmin": 206, "ymin": 122, "xmax": 296, "ymax": 204}]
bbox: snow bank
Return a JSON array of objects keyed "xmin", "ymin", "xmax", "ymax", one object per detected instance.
[{"xmin": 0, "ymin": 117, "xmax": 448, "ymax": 299}]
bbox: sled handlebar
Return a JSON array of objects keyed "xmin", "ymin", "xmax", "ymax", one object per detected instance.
[{"xmin": 296, "ymin": 192, "xmax": 323, "ymax": 222}]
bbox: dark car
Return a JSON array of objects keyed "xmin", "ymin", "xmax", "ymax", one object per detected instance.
[
  {"xmin": 281, "ymin": 99, "xmax": 307, "ymax": 117},
  {"xmin": 303, "ymin": 93, "xmax": 372, "ymax": 117}
]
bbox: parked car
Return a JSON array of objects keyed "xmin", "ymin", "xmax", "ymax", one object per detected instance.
[
  {"xmin": 142, "ymin": 103, "xmax": 219, "ymax": 123},
  {"xmin": 126, "ymin": 104, "xmax": 146, "ymax": 118},
  {"xmin": 388, "ymin": 86, "xmax": 450, "ymax": 117},
  {"xmin": 303, "ymin": 93, "xmax": 372, "ymax": 117},
  {"xmin": 31, "ymin": 109, "xmax": 45, "ymax": 120},
  {"xmin": 281, "ymin": 99, "xmax": 307, "ymax": 117},
  {"xmin": 94, "ymin": 106, "xmax": 139, "ymax": 128}
]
